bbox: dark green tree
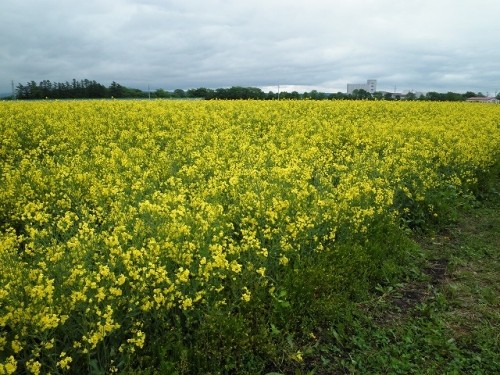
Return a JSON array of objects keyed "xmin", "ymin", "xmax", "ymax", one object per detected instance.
[
  {"xmin": 306, "ymin": 90, "xmax": 326, "ymax": 100},
  {"xmin": 187, "ymin": 87, "xmax": 214, "ymax": 98},
  {"xmin": 444, "ymin": 91, "xmax": 462, "ymax": 101},
  {"xmin": 405, "ymin": 92, "xmax": 417, "ymax": 100},
  {"xmin": 27, "ymin": 81, "xmax": 42, "ymax": 99},
  {"xmin": 154, "ymin": 89, "xmax": 170, "ymax": 98},
  {"xmin": 266, "ymin": 91, "xmax": 276, "ymax": 100},
  {"xmin": 109, "ymin": 81, "xmax": 125, "ymax": 98},
  {"xmin": 384, "ymin": 92, "xmax": 393, "ymax": 100},
  {"xmin": 425, "ymin": 91, "xmax": 443, "ymax": 101},
  {"xmin": 15, "ymin": 83, "xmax": 29, "ymax": 99},
  {"xmin": 329, "ymin": 92, "xmax": 348, "ymax": 100},
  {"xmin": 351, "ymin": 89, "xmax": 372, "ymax": 100},
  {"xmin": 173, "ymin": 89, "xmax": 186, "ymax": 98},
  {"xmin": 39, "ymin": 80, "xmax": 52, "ymax": 98},
  {"xmin": 87, "ymin": 80, "xmax": 107, "ymax": 98}
]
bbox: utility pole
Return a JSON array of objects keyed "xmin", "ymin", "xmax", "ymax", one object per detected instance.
[
  {"xmin": 148, "ymin": 84, "xmax": 151, "ymax": 100},
  {"xmin": 277, "ymin": 84, "xmax": 280, "ymax": 101},
  {"xmin": 11, "ymin": 80, "xmax": 15, "ymax": 99}
]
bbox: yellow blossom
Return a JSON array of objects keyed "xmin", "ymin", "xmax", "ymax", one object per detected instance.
[
  {"xmin": 26, "ymin": 359, "xmax": 42, "ymax": 375},
  {"xmin": 57, "ymin": 352, "xmax": 72, "ymax": 370},
  {"xmin": 241, "ymin": 287, "xmax": 251, "ymax": 302},
  {"xmin": 279, "ymin": 255, "xmax": 289, "ymax": 266}
]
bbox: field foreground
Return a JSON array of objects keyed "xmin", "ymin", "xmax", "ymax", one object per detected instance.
[{"xmin": 0, "ymin": 100, "xmax": 499, "ymax": 374}]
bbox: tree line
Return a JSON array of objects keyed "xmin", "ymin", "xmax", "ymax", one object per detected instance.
[
  {"xmin": 13, "ymin": 79, "xmax": 144, "ymax": 100},
  {"xmin": 7, "ymin": 79, "xmax": 499, "ymax": 101}
]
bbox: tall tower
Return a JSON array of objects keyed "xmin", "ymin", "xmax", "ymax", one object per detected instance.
[{"xmin": 366, "ymin": 79, "xmax": 377, "ymax": 94}]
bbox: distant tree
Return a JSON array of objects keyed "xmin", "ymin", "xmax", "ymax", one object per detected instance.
[
  {"xmin": 154, "ymin": 88, "xmax": 170, "ymax": 98},
  {"xmin": 266, "ymin": 91, "xmax": 277, "ymax": 100},
  {"xmin": 384, "ymin": 92, "xmax": 393, "ymax": 100},
  {"xmin": 351, "ymin": 89, "xmax": 372, "ymax": 100},
  {"xmin": 329, "ymin": 92, "xmax": 348, "ymax": 100},
  {"xmin": 57, "ymin": 82, "xmax": 69, "ymax": 98},
  {"xmin": 15, "ymin": 83, "xmax": 29, "ymax": 99},
  {"xmin": 87, "ymin": 80, "xmax": 107, "ymax": 98},
  {"xmin": 124, "ymin": 87, "xmax": 147, "ymax": 98},
  {"xmin": 173, "ymin": 89, "xmax": 186, "ymax": 98},
  {"xmin": 71, "ymin": 79, "xmax": 84, "ymax": 98},
  {"xmin": 496, "ymin": 92, "xmax": 500, "ymax": 100},
  {"xmin": 187, "ymin": 87, "xmax": 213, "ymax": 98},
  {"xmin": 109, "ymin": 81, "xmax": 125, "ymax": 98},
  {"xmin": 28, "ymin": 81, "xmax": 43, "ymax": 99},
  {"xmin": 247, "ymin": 87, "xmax": 265, "ymax": 99},
  {"xmin": 276, "ymin": 91, "xmax": 300, "ymax": 100},
  {"xmin": 405, "ymin": 92, "xmax": 417, "ymax": 100},
  {"xmin": 208, "ymin": 86, "xmax": 266, "ymax": 100},
  {"xmin": 229, "ymin": 86, "xmax": 245, "ymax": 99},
  {"xmin": 444, "ymin": 91, "xmax": 462, "ymax": 101},
  {"xmin": 463, "ymin": 91, "xmax": 477, "ymax": 98},
  {"xmin": 39, "ymin": 80, "xmax": 52, "ymax": 98},
  {"xmin": 227, "ymin": 86, "xmax": 246, "ymax": 99},
  {"xmin": 425, "ymin": 91, "xmax": 443, "ymax": 101},
  {"xmin": 212, "ymin": 88, "xmax": 226, "ymax": 99},
  {"xmin": 277, "ymin": 91, "xmax": 289, "ymax": 99},
  {"xmin": 306, "ymin": 90, "xmax": 326, "ymax": 100}
]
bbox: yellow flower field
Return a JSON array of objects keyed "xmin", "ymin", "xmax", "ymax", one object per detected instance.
[{"xmin": 0, "ymin": 100, "xmax": 499, "ymax": 373}]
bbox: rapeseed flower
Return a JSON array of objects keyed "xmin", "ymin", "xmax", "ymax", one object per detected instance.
[{"xmin": 0, "ymin": 99, "xmax": 497, "ymax": 372}]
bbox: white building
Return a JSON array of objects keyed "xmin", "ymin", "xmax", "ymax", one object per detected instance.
[
  {"xmin": 465, "ymin": 96, "xmax": 498, "ymax": 103},
  {"xmin": 347, "ymin": 79, "xmax": 377, "ymax": 94}
]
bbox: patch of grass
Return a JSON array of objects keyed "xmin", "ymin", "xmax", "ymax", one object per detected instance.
[{"xmin": 297, "ymin": 173, "xmax": 500, "ymax": 374}]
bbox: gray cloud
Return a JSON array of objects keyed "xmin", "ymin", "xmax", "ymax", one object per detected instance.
[{"xmin": 1, "ymin": 0, "xmax": 499, "ymax": 94}]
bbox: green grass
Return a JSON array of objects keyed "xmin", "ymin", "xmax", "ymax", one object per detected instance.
[{"xmin": 289, "ymin": 174, "xmax": 500, "ymax": 375}]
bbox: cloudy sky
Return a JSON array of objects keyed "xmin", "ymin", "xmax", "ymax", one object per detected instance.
[{"xmin": 1, "ymin": 0, "xmax": 499, "ymax": 95}]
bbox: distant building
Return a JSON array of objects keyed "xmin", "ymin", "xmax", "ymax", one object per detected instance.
[
  {"xmin": 466, "ymin": 97, "xmax": 498, "ymax": 103},
  {"xmin": 347, "ymin": 79, "xmax": 377, "ymax": 94}
]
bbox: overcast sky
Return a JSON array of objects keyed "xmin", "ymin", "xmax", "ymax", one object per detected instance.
[{"xmin": 1, "ymin": 0, "xmax": 499, "ymax": 95}]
